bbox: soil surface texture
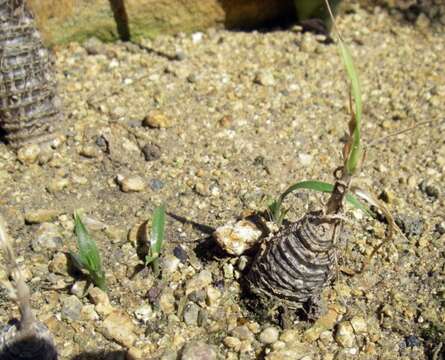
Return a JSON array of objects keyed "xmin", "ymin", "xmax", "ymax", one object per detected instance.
[{"xmin": 0, "ymin": 4, "xmax": 444, "ymax": 360}]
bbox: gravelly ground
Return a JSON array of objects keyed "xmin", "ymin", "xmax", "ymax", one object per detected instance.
[{"xmin": 0, "ymin": 4, "xmax": 444, "ymax": 360}]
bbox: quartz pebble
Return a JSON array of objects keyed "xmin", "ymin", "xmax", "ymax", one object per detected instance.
[
  {"xmin": 335, "ymin": 321, "xmax": 355, "ymax": 348},
  {"xmin": 89, "ymin": 287, "xmax": 113, "ymax": 316},
  {"xmin": 118, "ymin": 175, "xmax": 145, "ymax": 192},
  {"xmin": 213, "ymin": 219, "xmax": 262, "ymax": 256},
  {"xmin": 17, "ymin": 143, "xmax": 41, "ymax": 164},
  {"xmin": 259, "ymin": 327, "xmax": 280, "ymax": 344},
  {"xmin": 102, "ymin": 309, "xmax": 137, "ymax": 348}
]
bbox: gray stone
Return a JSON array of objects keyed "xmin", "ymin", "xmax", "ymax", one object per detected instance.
[
  {"xmin": 142, "ymin": 143, "xmax": 161, "ymax": 161},
  {"xmin": 32, "ymin": 223, "xmax": 63, "ymax": 252},
  {"xmin": 183, "ymin": 302, "xmax": 200, "ymax": 326},
  {"xmin": 180, "ymin": 341, "xmax": 218, "ymax": 360},
  {"xmin": 62, "ymin": 295, "xmax": 83, "ymax": 321}
]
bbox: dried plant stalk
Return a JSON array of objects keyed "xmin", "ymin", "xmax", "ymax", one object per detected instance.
[
  {"xmin": 0, "ymin": 0, "xmax": 62, "ymax": 148},
  {"xmin": 0, "ymin": 215, "xmax": 58, "ymax": 359}
]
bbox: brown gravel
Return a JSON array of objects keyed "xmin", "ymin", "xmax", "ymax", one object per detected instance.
[{"xmin": 0, "ymin": 4, "xmax": 444, "ymax": 360}]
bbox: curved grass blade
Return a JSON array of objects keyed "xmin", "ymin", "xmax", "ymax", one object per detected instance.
[{"xmin": 268, "ymin": 180, "xmax": 372, "ymax": 225}]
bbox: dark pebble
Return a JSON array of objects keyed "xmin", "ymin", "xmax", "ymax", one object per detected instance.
[
  {"xmin": 146, "ymin": 286, "xmax": 162, "ymax": 304},
  {"xmin": 214, "ymin": 279, "xmax": 225, "ymax": 290},
  {"xmin": 173, "ymin": 245, "xmax": 188, "ymax": 263},
  {"xmin": 142, "ymin": 143, "xmax": 161, "ymax": 161},
  {"xmin": 405, "ymin": 335, "xmax": 421, "ymax": 347},
  {"xmin": 395, "ymin": 214, "xmax": 424, "ymax": 238},
  {"xmin": 435, "ymin": 221, "xmax": 445, "ymax": 235},
  {"xmin": 150, "ymin": 179, "xmax": 164, "ymax": 191},
  {"xmin": 419, "ymin": 180, "xmax": 440, "ymax": 200},
  {"xmin": 95, "ymin": 135, "xmax": 108, "ymax": 152},
  {"xmin": 188, "ymin": 290, "xmax": 206, "ymax": 302}
]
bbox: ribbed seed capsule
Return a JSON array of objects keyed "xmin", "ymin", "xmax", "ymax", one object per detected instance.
[
  {"xmin": 247, "ymin": 211, "xmax": 339, "ymax": 310},
  {"xmin": 0, "ymin": 0, "xmax": 62, "ymax": 148}
]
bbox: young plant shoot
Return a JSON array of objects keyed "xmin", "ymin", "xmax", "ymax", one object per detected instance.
[
  {"xmin": 145, "ymin": 204, "xmax": 166, "ymax": 277},
  {"xmin": 71, "ymin": 212, "xmax": 107, "ymax": 291},
  {"xmin": 246, "ymin": 0, "xmax": 397, "ymax": 317}
]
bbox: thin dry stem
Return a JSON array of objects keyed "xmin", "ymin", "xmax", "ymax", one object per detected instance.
[{"xmin": 0, "ymin": 215, "xmax": 36, "ymax": 333}]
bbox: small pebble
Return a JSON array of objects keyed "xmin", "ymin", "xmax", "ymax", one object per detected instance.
[
  {"xmin": 159, "ymin": 289, "xmax": 176, "ymax": 315},
  {"xmin": 102, "ymin": 309, "xmax": 137, "ymax": 348},
  {"xmin": 405, "ymin": 334, "xmax": 420, "ymax": 347},
  {"xmin": 134, "ymin": 304, "xmax": 154, "ymax": 323},
  {"xmin": 150, "ymin": 178, "xmax": 164, "ymax": 191},
  {"xmin": 435, "ymin": 221, "xmax": 445, "ymax": 235},
  {"xmin": 47, "ymin": 178, "xmax": 69, "ymax": 193},
  {"xmin": 298, "ymin": 153, "xmax": 312, "ymax": 166},
  {"xmin": 79, "ymin": 145, "xmax": 100, "ymax": 158},
  {"xmin": 70, "ymin": 280, "xmax": 89, "ymax": 298},
  {"xmin": 223, "ymin": 336, "xmax": 241, "ymax": 351},
  {"xmin": 419, "ymin": 180, "xmax": 440, "ymax": 199},
  {"xmin": 350, "ymin": 316, "xmax": 367, "ymax": 335},
  {"xmin": 213, "ymin": 219, "xmax": 263, "ymax": 256},
  {"xmin": 142, "ymin": 143, "xmax": 161, "ymax": 161},
  {"xmin": 48, "ymin": 252, "xmax": 69, "ymax": 275},
  {"xmin": 162, "ymin": 255, "xmax": 181, "ymax": 275},
  {"xmin": 32, "ymin": 223, "xmax": 63, "ymax": 252},
  {"xmin": 180, "ymin": 341, "xmax": 217, "ymax": 360},
  {"xmin": 231, "ymin": 325, "xmax": 254, "ymax": 341},
  {"xmin": 206, "ymin": 286, "xmax": 221, "ymax": 307},
  {"xmin": 183, "ymin": 302, "xmax": 200, "ymax": 326},
  {"xmin": 173, "ymin": 245, "xmax": 188, "ymax": 263},
  {"xmin": 61, "ymin": 295, "xmax": 83, "ymax": 321},
  {"xmin": 259, "ymin": 327, "xmax": 280, "ymax": 344},
  {"xmin": 17, "ymin": 144, "xmax": 41, "ymax": 164},
  {"xmin": 143, "ymin": 110, "xmax": 174, "ymax": 128},
  {"xmin": 118, "ymin": 175, "xmax": 145, "ymax": 192},
  {"xmin": 25, "ymin": 209, "xmax": 60, "ymax": 224},
  {"xmin": 335, "ymin": 321, "xmax": 355, "ymax": 348},
  {"xmin": 89, "ymin": 287, "xmax": 113, "ymax": 316},
  {"xmin": 254, "ymin": 70, "xmax": 275, "ymax": 86}
]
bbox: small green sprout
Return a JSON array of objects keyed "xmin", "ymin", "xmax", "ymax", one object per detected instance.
[
  {"xmin": 70, "ymin": 212, "xmax": 107, "ymax": 291},
  {"xmin": 268, "ymin": 180, "xmax": 372, "ymax": 226},
  {"xmin": 145, "ymin": 204, "xmax": 166, "ymax": 277}
]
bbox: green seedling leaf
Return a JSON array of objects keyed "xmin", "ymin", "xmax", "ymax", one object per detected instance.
[
  {"xmin": 324, "ymin": 0, "xmax": 362, "ymax": 175},
  {"xmin": 150, "ymin": 204, "xmax": 165, "ymax": 256},
  {"xmin": 269, "ymin": 180, "xmax": 372, "ymax": 225},
  {"xmin": 72, "ymin": 212, "xmax": 107, "ymax": 291},
  {"xmin": 145, "ymin": 204, "xmax": 166, "ymax": 277}
]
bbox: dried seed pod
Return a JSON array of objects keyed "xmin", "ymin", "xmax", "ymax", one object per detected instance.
[
  {"xmin": 0, "ymin": 0, "xmax": 62, "ymax": 148},
  {"xmin": 246, "ymin": 211, "xmax": 339, "ymax": 311},
  {"xmin": 0, "ymin": 215, "xmax": 58, "ymax": 359}
]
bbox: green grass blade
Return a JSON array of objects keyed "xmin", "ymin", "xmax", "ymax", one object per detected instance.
[
  {"xmin": 150, "ymin": 204, "xmax": 166, "ymax": 256},
  {"xmin": 273, "ymin": 180, "xmax": 372, "ymax": 217},
  {"xmin": 338, "ymin": 39, "xmax": 362, "ymax": 175},
  {"xmin": 338, "ymin": 42, "xmax": 362, "ymax": 126},
  {"xmin": 74, "ymin": 212, "xmax": 101, "ymax": 272}
]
